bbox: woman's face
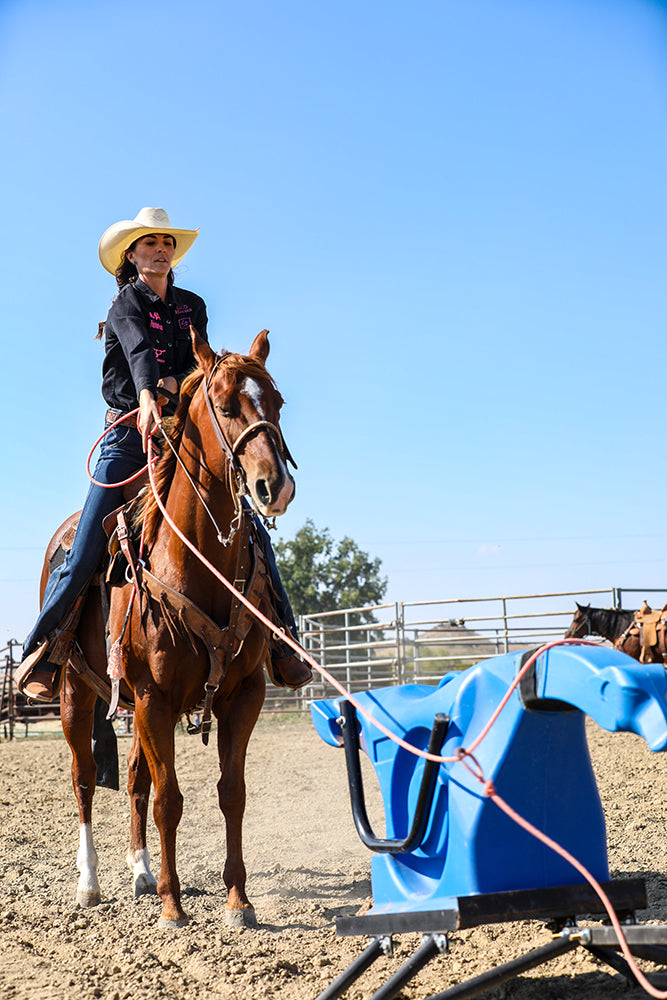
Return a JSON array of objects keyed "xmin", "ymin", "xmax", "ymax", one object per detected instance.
[{"xmin": 126, "ymin": 233, "xmax": 176, "ymax": 280}]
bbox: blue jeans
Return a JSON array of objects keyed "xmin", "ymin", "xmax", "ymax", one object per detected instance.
[
  {"xmin": 251, "ymin": 511, "xmax": 299, "ymax": 645},
  {"xmin": 23, "ymin": 419, "xmax": 145, "ymax": 656}
]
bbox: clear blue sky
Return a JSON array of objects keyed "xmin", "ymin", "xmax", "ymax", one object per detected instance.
[{"xmin": 2, "ymin": 0, "xmax": 667, "ymax": 644}]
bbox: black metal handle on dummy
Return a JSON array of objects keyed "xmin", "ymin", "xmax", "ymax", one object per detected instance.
[{"xmin": 339, "ymin": 700, "xmax": 449, "ymax": 854}]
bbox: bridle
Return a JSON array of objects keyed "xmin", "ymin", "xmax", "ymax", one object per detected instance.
[
  {"xmin": 204, "ymin": 352, "xmax": 296, "ymax": 470},
  {"xmin": 159, "ymin": 352, "xmax": 297, "ymax": 547},
  {"xmin": 565, "ymin": 609, "xmax": 591, "ymax": 639}
]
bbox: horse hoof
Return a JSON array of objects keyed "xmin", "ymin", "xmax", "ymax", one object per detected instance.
[
  {"xmin": 158, "ymin": 915, "xmax": 189, "ymax": 929},
  {"xmin": 224, "ymin": 906, "xmax": 258, "ymax": 929},
  {"xmin": 77, "ymin": 889, "xmax": 102, "ymax": 908},
  {"xmin": 134, "ymin": 872, "xmax": 158, "ymax": 897}
]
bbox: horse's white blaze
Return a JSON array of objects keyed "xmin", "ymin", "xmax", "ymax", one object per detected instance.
[
  {"xmin": 274, "ymin": 454, "xmax": 295, "ymax": 509},
  {"xmin": 242, "ymin": 377, "xmax": 265, "ymax": 417},
  {"xmin": 76, "ymin": 823, "xmax": 101, "ymax": 905},
  {"xmin": 126, "ymin": 846, "xmax": 158, "ymax": 897}
]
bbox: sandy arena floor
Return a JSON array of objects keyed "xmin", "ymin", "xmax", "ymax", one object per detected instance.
[{"xmin": 2, "ymin": 713, "xmax": 667, "ymax": 999}]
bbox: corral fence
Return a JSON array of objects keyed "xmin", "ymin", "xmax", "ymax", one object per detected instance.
[
  {"xmin": 0, "ymin": 639, "xmax": 61, "ymax": 738},
  {"xmin": 3, "ymin": 585, "xmax": 666, "ymax": 734},
  {"xmin": 266, "ymin": 584, "xmax": 667, "ymax": 712}
]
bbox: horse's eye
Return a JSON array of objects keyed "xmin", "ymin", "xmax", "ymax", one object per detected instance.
[{"xmin": 216, "ymin": 404, "xmax": 234, "ymax": 419}]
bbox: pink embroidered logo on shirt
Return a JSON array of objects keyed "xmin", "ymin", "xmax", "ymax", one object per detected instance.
[
  {"xmin": 149, "ymin": 310, "xmax": 163, "ymax": 331},
  {"xmin": 154, "ymin": 348, "xmax": 167, "ymax": 363}
]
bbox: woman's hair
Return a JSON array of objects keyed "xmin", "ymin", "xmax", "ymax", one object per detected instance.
[{"xmin": 114, "ymin": 236, "xmax": 177, "ymax": 290}]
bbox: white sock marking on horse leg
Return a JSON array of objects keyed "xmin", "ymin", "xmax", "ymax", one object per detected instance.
[
  {"xmin": 76, "ymin": 823, "xmax": 101, "ymax": 905},
  {"xmin": 242, "ymin": 377, "xmax": 265, "ymax": 418},
  {"xmin": 126, "ymin": 846, "xmax": 158, "ymax": 896}
]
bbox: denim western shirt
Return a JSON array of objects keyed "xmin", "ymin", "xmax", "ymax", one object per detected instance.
[{"xmin": 101, "ymin": 278, "xmax": 209, "ymax": 412}]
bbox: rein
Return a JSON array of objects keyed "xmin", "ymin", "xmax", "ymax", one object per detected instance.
[{"xmin": 157, "ymin": 425, "xmax": 242, "ymax": 547}]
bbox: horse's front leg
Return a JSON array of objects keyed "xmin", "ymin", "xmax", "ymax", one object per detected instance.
[
  {"xmin": 126, "ymin": 729, "xmax": 158, "ymax": 898},
  {"xmin": 60, "ymin": 672, "xmax": 101, "ymax": 907},
  {"xmin": 133, "ymin": 693, "xmax": 185, "ymax": 927},
  {"xmin": 216, "ymin": 666, "xmax": 265, "ymax": 927}
]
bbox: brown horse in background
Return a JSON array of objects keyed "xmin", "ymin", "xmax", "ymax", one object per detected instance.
[
  {"xmin": 51, "ymin": 329, "xmax": 296, "ymax": 928},
  {"xmin": 565, "ymin": 601, "xmax": 667, "ymax": 664}
]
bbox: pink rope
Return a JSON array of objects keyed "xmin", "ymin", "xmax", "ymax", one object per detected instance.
[
  {"xmin": 86, "ymin": 408, "xmax": 157, "ymax": 488},
  {"xmin": 144, "ymin": 433, "xmax": 665, "ymax": 994},
  {"xmin": 488, "ymin": 787, "xmax": 667, "ymax": 997}
]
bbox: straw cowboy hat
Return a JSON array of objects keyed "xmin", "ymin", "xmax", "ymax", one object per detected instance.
[{"xmin": 98, "ymin": 207, "xmax": 199, "ymax": 274}]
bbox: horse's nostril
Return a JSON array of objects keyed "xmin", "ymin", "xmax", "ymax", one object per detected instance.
[{"xmin": 256, "ymin": 480, "xmax": 270, "ymax": 505}]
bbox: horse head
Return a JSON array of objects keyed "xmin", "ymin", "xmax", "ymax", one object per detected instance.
[
  {"xmin": 565, "ymin": 601, "xmax": 591, "ymax": 638},
  {"xmin": 192, "ymin": 328, "xmax": 296, "ymax": 518}
]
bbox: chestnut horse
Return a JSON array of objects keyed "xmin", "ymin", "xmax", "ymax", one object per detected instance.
[{"xmin": 52, "ymin": 329, "xmax": 295, "ymax": 928}]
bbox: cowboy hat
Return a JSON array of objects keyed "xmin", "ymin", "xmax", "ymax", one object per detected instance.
[{"xmin": 98, "ymin": 207, "xmax": 199, "ymax": 274}]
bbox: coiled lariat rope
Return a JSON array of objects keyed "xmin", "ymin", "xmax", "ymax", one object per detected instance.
[
  {"xmin": 86, "ymin": 409, "xmax": 156, "ymax": 488},
  {"xmin": 88, "ymin": 412, "xmax": 666, "ymax": 997}
]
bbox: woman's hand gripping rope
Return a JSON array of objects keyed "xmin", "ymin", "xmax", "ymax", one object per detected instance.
[{"xmin": 86, "ymin": 407, "xmax": 156, "ymax": 489}]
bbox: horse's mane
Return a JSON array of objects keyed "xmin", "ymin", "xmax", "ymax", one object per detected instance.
[
  {"xmin": 587, "ymin": 606, "xmax": 635, "ymax": 641},
  {"xmin": 135, "ymin": 352, "xmax": 282, "ymax": 549}
]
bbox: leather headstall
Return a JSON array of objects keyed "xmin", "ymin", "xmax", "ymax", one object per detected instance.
[{"xmin": 203, "ymin": 356, "xmax": 297, "ymax": 483}]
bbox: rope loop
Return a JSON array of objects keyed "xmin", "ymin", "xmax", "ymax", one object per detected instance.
[
  {"xmin": 454, "ymin": 747, "xmax": 485, "ymax": 783},
  {"xmin": 86, "ymin": 407, "xmax": 156, "ymax": 489}
]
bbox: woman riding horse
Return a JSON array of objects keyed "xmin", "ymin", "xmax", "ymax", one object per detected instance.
[{"xmin": 17, "ymin": 207, "xmax": 310, "ymax": 701}]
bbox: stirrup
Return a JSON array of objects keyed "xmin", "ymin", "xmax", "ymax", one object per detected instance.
[
  {"xmin": 15, "ymin": 643, "xmax": 64, "ymax": 702},
  {"xmin": 15, "ymin": 641, "xmax": 50, "ymax": 683}
]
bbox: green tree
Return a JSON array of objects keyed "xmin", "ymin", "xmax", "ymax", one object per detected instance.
[{"xmin": 274, "ymin": 519, "xmax": 388, "ymax": 620}]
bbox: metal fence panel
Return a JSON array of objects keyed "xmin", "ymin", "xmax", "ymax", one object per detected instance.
[
  {"xmin": 266, "ymin": 587, "xmax": 625, "ymax": 711},
  {"xmin": 5, "ymin": 585, "xmax": 666, "ymax": 731}
]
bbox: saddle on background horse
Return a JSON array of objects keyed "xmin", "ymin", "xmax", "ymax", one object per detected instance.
[{"xmin": 618, "ymin": 600, "xmax": 667, "ymax": 663}]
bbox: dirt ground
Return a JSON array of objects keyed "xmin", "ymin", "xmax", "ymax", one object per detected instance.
[{"xmin": 2, "ymin": 712, "xmax": 667, "ymax": 1000}]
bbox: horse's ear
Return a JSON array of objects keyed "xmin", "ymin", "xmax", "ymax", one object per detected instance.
[
  {"xmin": 249, "ymin": 329, "xmax": 270, "ymax": 365},
  {"xmin": 190, "ymin": 325, "xmax": 217, "ymax": 375}
]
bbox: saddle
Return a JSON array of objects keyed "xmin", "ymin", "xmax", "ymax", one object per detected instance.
[
  {"xmin": 618, "ymin": 601, "xmax": 667, "ymax": 664},
  {"xmin": 51, "ymin": 498, "xmax": 297, "ymax": 740}
]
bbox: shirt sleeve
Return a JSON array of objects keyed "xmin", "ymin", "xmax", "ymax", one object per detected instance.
[{"xmin": 107, "ymin": 293, "xmax": 159, "ymax": 397}]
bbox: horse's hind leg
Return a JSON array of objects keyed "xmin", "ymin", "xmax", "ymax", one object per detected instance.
[
  {"xmin": 216, "ymin": 667, "xmax": 265, "ymax": 928},
  {"xmin": 126, "ymin": 729, "xmax": 158, "ymax": 897},
  {"xmin": 60, "ymin": 672, "xmax": 101, "ymax": 907}
]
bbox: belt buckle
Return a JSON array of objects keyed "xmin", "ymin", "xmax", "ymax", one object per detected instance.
[{"xmin": 105, "ymin": 407, "xmax": 122, "ymax": 426}]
